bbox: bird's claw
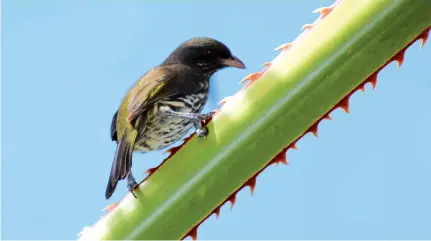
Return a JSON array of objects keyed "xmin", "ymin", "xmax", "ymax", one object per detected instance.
[
  {"xmin": 195, "ymin": 111, "xmax": 214, "ymax": 138},
  {"xmin": 196, "ymin": 126, "xmax": 209, "ymax": 138},
  {"xmin": 127, "ymin": 178, "xmax": 138, "ymax": 198}
]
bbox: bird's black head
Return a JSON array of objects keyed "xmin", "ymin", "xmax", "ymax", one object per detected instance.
[{"xmin": 163, "ymin": 37, "xmax": 245, "ymax": 73}]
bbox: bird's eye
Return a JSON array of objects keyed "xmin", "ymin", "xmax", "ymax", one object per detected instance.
[{"xmin": 206, "ymin": 50, "xmax": 211, "ymax": 55}]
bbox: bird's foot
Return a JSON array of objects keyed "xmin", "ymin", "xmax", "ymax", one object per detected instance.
[
  {"xmin": 194, "ymin": 111, "xmax": 216, "ymax": 138},
  {"xmin": 159, "ymin": 106, "xmax": 215, "ymax": 138},
  {"xmin": 127, "ymin": 174, "xmax": 138, "ymax": 198},
  {"xmin": 160, "ymin": 106, "xmax": 215, "ymax": 122},
  {"xmin": 196, "ymin": 126, "xmax": 209, "ymax": 138}
]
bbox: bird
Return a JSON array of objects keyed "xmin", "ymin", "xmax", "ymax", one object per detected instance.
[{"xmin": 106, "ymin": 37, "xmax": 246, "ymax": 200}]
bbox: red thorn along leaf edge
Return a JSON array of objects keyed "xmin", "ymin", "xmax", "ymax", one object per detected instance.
[
  {"xmin": 80, "ymin": 2, "xmax": 430, "ymax": 239},
  {"xmin": 274, "ymin": 42, "xmax": 292, "ymax": 51},
  {"xmin": 102, "ymin": 203, "xmax": 120, "ymax": 213},
  {"xmin": 228, "ymin": 193, "xmax": 237, "ymax": 210},
  {"xmin": 301, "ymin": 23, "xmax": 314, "ymax": 31},
  {"xmin": 272, "ymin": 149, "xmax": 289, "ymax": 166},
  {"xmin": 188, "ymin": 227, "xmax": 198, "ymax": 241},
  {"xmin": 307, "ymin": 124, "xmax": 319, "ymax": 137},
  {"xmin": 289, "ymin": 142, "xmax": 299, "ymax": 150},
  {"xmin": 323, "ymin": 113, "xmax": 332, "ymax": 120},
  {"xmin": 214, "ymin": 207, "xmax": 221, "ymax": 219},
  {"xmin": 338, "ymin": 96, "xmax": 350, "ymax": 113},
  {"xmin": 245, "ymin": 176, "xmax": 257, "ymax": 196},
  {"xmin": 391, "ymin": 50, "xmax": 405, "ymax": 68}
]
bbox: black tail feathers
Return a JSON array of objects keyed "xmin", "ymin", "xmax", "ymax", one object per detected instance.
[{"xmin": 105, "ymin": 139, "xmax": 134, "ymax": 200}]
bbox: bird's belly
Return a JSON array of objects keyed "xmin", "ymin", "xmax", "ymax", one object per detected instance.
[
  {"xmin": 134, "ymin": 93, "xmax": 207, "ymax": 152},
  {"xmin": 134, "ymin": 117, "xmax": 194, "ymax": 152}
]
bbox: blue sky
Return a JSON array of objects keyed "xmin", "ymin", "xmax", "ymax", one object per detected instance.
[{"xmin": 2, "ymin": 0, "xmax": 431, "ymax": 239}]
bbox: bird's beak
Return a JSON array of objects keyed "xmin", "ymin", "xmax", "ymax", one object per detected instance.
[{"xmin": 222, "ymin": 56, "xmax": 246, "ymax": 69}]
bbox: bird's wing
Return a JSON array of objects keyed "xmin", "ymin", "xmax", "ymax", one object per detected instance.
[
  {"xmin": 110, "ymin": 110, "xmax": 118, "ymax": 141},
  {"xmin": 127, "ymin": 66, "xmax": 182, "ymax": 124}
]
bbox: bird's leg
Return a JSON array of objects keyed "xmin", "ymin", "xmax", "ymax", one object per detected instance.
[
  {"xmin": 127, "ymin": 172, "xmax": 138, "ymax": 198},
  {"xmin": 159, "ymin": 106, "xmax": 214, "ymax": 138}
]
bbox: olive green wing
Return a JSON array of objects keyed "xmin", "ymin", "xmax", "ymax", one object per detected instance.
[{"xmin": 126, "ymin": 66, "xmax": 179, "ymax": 124}]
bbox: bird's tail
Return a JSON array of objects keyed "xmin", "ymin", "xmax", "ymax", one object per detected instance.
[{"xmin": 105, "ymin": 137, "xmax": 135, "ymax": 200}]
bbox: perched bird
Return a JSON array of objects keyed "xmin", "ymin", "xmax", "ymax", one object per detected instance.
[{"xmin": 106, "ymin": 37, "xmax": 246, "ymax": 200}]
